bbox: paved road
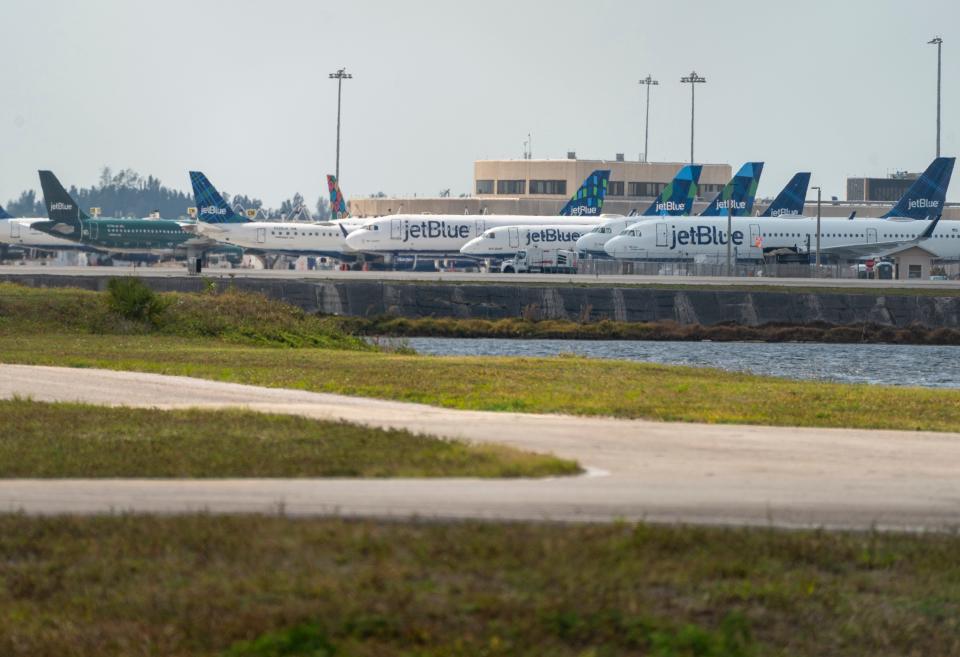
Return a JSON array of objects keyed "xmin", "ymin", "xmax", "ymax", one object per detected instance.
[
  {"xmin": 1, "ymin": 264, "xmax": 958, "ymax": 290},
  {"xmin": 1, "ymin": 364, "xmax": 959, "ymax": 530}
]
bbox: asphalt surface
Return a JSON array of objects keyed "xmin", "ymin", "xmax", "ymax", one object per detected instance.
[
  {"xmin": 1, "ymin": 364, "xmax": 959, "ymax": 531},
  {"xmin": 0, "ymin": 264, "xmax": 958, "ymax": 289}
]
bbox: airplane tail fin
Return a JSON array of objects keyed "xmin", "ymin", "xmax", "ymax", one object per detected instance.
[
  {"xmin": 640, "ymin": 164, "xmax": 703, "ymax": 216},
  {"xmin": 327, "ymin": 175, "xmax": 349, "ymax": 220},
  {"xmin": 558, "ymin": 170, "xmax": 610, "ymax": 217},
  {"xmin": 0, "ymin": 204, "xmax": 11, "ymax": 220},
  {"xmin": 38, "ymin": 170, "xmax": 88, "ymax": 225},
  {"xmin": 699, "ymin": 162, "xmax": 764, "ymax": 216},
  {"xmin": 761, "ymin": 172, "xmax": 811, "ymax": 217},
  {"xmin": 189, "ymin": 171, "xmax": 248, "ymax": 224},
  {"xmin": 882, "ymin": 157, "xmax": 956, "ymax": 220}
]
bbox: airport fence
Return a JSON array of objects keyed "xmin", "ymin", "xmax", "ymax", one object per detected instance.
[{"xmin": 576, "ymin": 258, "xmax": 853, "ymax": 279}]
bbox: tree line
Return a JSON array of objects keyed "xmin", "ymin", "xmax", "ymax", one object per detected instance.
[{"xmin": 3, "ymin": 167, "xmax": 332, "ymax": 221}]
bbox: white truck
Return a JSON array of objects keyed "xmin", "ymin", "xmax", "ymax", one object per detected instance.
[{"xmin": 500, "ymin": 246, "xmax": 579, "ymax": 274}]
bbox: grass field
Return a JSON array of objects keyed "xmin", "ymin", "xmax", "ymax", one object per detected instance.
[
  {"xmin": 4, "ymin": 333, "xmax": 960, "ymax": 432},
  {"xmin": 0, "ymin": 398, "xmax": 577, "ymax": 478},
  {"xmin": 0, "ymin": 514, "xmax": 957, "ymax": 657},
  {"xmin": 3, "ymin": 280, "xmax": 960, "ymax": 432}
]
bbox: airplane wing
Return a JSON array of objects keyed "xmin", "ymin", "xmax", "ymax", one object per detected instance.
[{"xmin": 816, "ymin": 215, "xmax": 941, "ymax": 259}]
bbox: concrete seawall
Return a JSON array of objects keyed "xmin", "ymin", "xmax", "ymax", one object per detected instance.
[{"xmin": 4, "ymin": 273, "xmax": 960, "ymax": 328}]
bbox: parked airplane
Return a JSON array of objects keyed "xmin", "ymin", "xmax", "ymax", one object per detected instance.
[
  {"xmin": 0, "ymin": 201, "xmax": 90, "ymax": 251},
  {"xmin": 190, "ymin": 171, "xmax": 363, "ymax": 259},
  {"xmin": 603, "ymin": 157, "xmax": 955, "ymax": 261},
  {"xmin": 460, "ymin": 222, "xmax": 599, "ymax": 257},
  {"xmin": 32, "ymin": 171, "xmax": 219, "ymax": 261},
  {"xmin": 345, "ymin": 170, "xmax": 611, "ymax": 256},
  {"xmin": 759, "ymin": 172, "xmax": 811, "ymax": 217},
  {"xmin": 698, "ymin": 162, "xmax": 764, "ymax": 217},
  {"xmin": 574, "ymin": 162, "xmax": 763, "ymax": 256},
  {"xmin": 328, "ymin": 175, "xmax": 349, "ymax": 219}
]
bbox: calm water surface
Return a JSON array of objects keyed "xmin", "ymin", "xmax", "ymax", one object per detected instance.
[{"xmin": 401, "ymin": 338, "xmax": 960, "ymax": 388}]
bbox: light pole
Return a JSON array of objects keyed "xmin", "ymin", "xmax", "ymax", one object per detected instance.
[
  {"xmin": 811, "ymin": 185, "xmax": 822, "ymax": 274},
  {"xmin": 329, "ymin": 67, "xmax": 353, "ymax": 182},
  {"xmin": 638, "ymin": 75, "xmax": 658, "ymax": 163},
  {"xmin": 929, "ymin": 37, "xmax": 943, "ymax": 158},
  {"xmin": 726, "ymin": 205, "xmax": 733, "ymax": 277},
  {"xmin": 680, "ymin": 71, "xmax": 706, "ymax": 164}
]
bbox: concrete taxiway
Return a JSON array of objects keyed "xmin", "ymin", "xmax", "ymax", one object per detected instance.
[{"xmin": 1, "ymin": 364, "xmax": 958, "ymax": 531}]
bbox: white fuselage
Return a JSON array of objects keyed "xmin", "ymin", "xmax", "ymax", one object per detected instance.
[
  {"xmin": 460, "ymin": 223, "xmax": 597, "ymax": 256},
  {"xmin": 197, "ymin": 219, "xmax": 364, "ymax": 256},
  {"xmin": 603, "ymin": 215, "xmax": 960, "ymax": 260},
  {"xmin": 1, "ymin": 218, "xmax": 83, "ymax": 249},
  {"xmin": 345, "ymin": 214, "xmax": 596, "ymax": 255},
  {"xmin": 575, "ymin": 216, "xmax": 644, "ymax": 255}
]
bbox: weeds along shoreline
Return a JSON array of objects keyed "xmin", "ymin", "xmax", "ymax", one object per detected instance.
[{"xmin": 329, "ymin": 315, "xmax": 960, "ymax": 346}]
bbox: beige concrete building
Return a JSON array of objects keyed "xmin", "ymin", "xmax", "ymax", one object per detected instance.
[
  {"xmin": 349, "ymin": 157, "xmax": 960, "ymax": 221},
  {"xmin": 350, "ymin": 158, "xmax": 731, "ymax": 217}
]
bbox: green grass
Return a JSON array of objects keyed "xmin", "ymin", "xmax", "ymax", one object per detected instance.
[
  {"xmin": 1, "ymin": 514, "xmax": 958, "ymax": 656},
  {"xmin": 4, "ymin": 280, "xmax": 960, "ymax": 432},
  {"xmin": 0, "ymin": 280, "xmax": 371, "ymax": 350},
  {"xmin": 4, "ymin": 333, "xmax": 960, "ymax": 432},
  {"xmin": 0, "ymin": 399, "xmax": 578, "ymax": 478}
]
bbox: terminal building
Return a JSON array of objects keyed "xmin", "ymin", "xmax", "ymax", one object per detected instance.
[{"xmin": 348, "ymin": 157, "xmax": 960, "ymax": 221}]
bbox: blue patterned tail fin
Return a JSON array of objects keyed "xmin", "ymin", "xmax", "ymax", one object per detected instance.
[
  {"xmin": 882, "ymin": 157, "xmax": 955, "ymax": 220},
  {"xmin": 761, "ymin": 172, "xmax": 810, "ymax": 217},
  {"xmin": 558, "ymin": 170, "xmax": 610, "ymax": 217},
  {"xmin": 38, "ymin": 170, "xmax": 88, "ymax": 224},
  {"xmin": 327, "ymin": 174, "xmax": 348, "ymax": 219},
  {"xmin": 699, "ymin": 162, "xmax": 764, "ymax": 216},
  {"xmin": 189, "ymin": 171, "xmax": 248, "ymax": 224},
  {"xmin": 0, "ymin": 204, "xmax": 11, "ymax": 220},
  {"xmin": 640, "ymin": 164, "xmax": 703, "ymax": 216}
]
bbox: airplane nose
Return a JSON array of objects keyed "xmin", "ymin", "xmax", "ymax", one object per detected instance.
[
  {"xmin": 604, "ymin": 237, "xmax": 622, "ymax": 258},
  {"xmin": 460, "ymin": 238, "xmax": 480, "ymax": 254}
]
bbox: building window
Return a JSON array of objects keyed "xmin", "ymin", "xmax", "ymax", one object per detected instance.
[
  {"xmin": 497, "ymin": 180, "xmax": 526, "ymax": 195},
  {"xmin": 908, "ymin": 264, "xmax": 922, "ymax": 279},
  {"xmin": 608, "ymin": 181, "xmax": 624, "ymax": 196},
  {"xmin": 529, "ymin": 180, "xmax": 567, "ymax": 195},
  {"xmin": 476, "ymin": 180, "xmax": 494, "ymax": 195},
  {"xmin": 628, "ymin": 182, "xmax": 658, "ymax": 197}
]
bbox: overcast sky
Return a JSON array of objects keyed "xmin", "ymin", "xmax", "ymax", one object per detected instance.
[{"xmin": 2, "ymin": 0, "xmax": 958, "ymax": 207}]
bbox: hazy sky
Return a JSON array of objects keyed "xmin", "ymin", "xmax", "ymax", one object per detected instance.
[{"xmin": 2, "ymin": 0, "xmax": 958, "ymax": 208}]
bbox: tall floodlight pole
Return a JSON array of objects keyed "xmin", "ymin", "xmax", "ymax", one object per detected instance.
[
  {"xmin": 329, "ymin": 67, "xmax": 353, "ymax": 181},
  {"xmin": 812, "ymin": 186, "xmax": 822, "ymax": 274},
  {"xmin": 680, "ymin": 71, "xmax": 706, "ymax": 164},
  {"xmin": 638, "ymin": 75, "xmax": 659, "ymax": 163},
  {"xmin": 929, "ymin": 37, "xmax": 943, "ymax": 158}
]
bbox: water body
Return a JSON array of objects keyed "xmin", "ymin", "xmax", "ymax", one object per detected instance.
[{"xmin": 403, "ymin": 338, "xmax": 960, "ymax": 388}]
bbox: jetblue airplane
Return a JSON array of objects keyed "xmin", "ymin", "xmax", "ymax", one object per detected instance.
[
  {"xmin": 604, "ymin": 157, "xmax": 956, "ymax": 261},
  {"xmin": 698, "ymin": 162, "xmax": 764, "ymax": 217},
  {"xmin": 345, "ymin": 170, "xmax": 611, "ymax": 256},
  {"xmin": 190, "ymin": 171, "xmax": 364, "ymax": 259},
  {"xmin": 460, "ymin": 221, "xmax": 600, "ymax": 257},
  {"xmin": 759, "ymin": 172, "xmax": 811, "ymax": 217},
  {"xmin": 0, "ymin": 201, "xmax": 89, "ymax": 250},
  {"xmin": 576, "ymin": 162, "xmax": 762, "ymax": 255}
]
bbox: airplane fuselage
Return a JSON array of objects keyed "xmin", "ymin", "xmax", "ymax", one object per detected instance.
[
  {"xmin": 460, "ymin": 223, "xmax": 597, "ymax": 256},
  {"xmin": 603, "ymin": 215, "xmax": 960, "ymax": 260},
  {"xmin": 346, "ymin": 214, "xmax": 598, "ymax": 255},
  {"xmin": 197, "ymin": 219, "xmax": 364, "ymax": 257}
]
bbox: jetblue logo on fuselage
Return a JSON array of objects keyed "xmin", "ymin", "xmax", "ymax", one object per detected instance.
[
  {"xmin": 49, "ymin": 202, "xmax": 73, "ymax": 211},
  {"xmin": 668, "ymin": 225, "xmax": 744, "ymax": 250},
  {"xmin": 524, "ymin": 228, "xmax": 583, "ymax": 246},
  {"xmin": 656, "ymin": 201, "xmax": 687, "ymax": 213},
  {"xmin": 201, "ymin": 205, "xmax": 227, "ymax": 216},
  {"xmin": 908, "ymin": 199, "xmax": 940, "ymax": 209},
  {"xmin": 401, "ymin": 220, "xmax": 471, "ymax": 242},
  {"xmin": 770, "ymin": 209, "xmax": 800, "ymax": 217}
]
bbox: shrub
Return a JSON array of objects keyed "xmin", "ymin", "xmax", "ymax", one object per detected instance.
[{"xmin": 106, "ymin": 278, "xmax": 168, "ymax": 325}]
